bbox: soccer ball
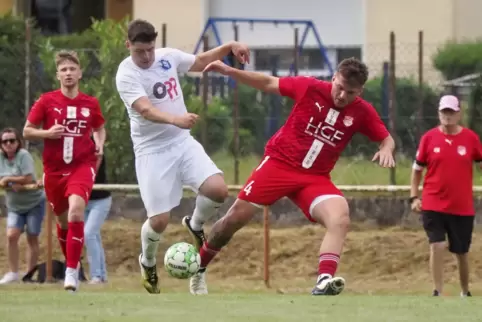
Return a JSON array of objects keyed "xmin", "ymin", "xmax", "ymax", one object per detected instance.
[{"xmin": 164, "ymin": 242, "xmax": 201, "ymax": 279}]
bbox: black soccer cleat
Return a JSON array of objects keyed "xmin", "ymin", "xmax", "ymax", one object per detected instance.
[
  {"xmin": 311, "ymin": 274, "xmax": 345, "ymax": 296},
  {"xmin": 182, "ymin": 216, "xmax": 206, "ymax": 251}
]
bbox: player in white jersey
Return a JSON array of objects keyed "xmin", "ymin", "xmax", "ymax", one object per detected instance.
[{"xmin": 115, "ymin": 19, "xmax": 250, "ymax": 295}]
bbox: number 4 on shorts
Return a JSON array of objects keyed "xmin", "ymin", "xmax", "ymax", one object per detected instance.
[{"xmin": 243, "ymin": 180, "xmax": 255, "ymax": 196}]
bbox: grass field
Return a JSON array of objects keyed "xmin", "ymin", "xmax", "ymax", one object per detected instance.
[
  {"xmin": 1, "ymin": 288, "xmax": 481, "ymax": 322},
  {"xmin": 1, "ymin": 219, "xmax": 482, "ymax": 320}
]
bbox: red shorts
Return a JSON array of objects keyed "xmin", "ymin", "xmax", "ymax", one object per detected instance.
[
  {"xmin": 237, "ymin": 156, "xmax": 343, "ymax": 222},
  {"xmin": 43, "ymin": 163, "xmax": 96, "ymax": 215}
]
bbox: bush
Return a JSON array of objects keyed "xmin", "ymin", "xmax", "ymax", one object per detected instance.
[
  {"xmin": 354, "ymin": 77, "xmax": 440, "ymax": 156},
  {"xmin": 0, "ymin": 14, "xmax": 42, "ymax": 131},
  {"xmin": 432, "ymin": 41, "xmax": 482, "ymax": 80}
]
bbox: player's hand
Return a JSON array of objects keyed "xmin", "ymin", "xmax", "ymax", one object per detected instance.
[
  {"xmin": 411, "ymin": 197, "xmax": 422, "ymax": 212},
  {"xmin": 203, "ymin": 60, "xmax": 231, "ymax": 75},
  {"xmin": 231, "ymin": 42, "xmax": 250, "ymax": 64},
  {"xmin": 46, "ymin": 124, "xmax": 65, "ymax": 139},
  {"xmin": 172, "ymin": 113, "xmax": 199, "ymax": 129},
  {"xmin": 372, "ymin": 148, "xmax": 396, "ymax": 168}
]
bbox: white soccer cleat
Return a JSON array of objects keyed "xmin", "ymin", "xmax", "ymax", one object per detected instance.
[
  {"xmin": 190, "ymin": 271, "xmax": 208, "ymax": 295},
  {"xmin": 0, "ymin": 272, "xmax": 19, "ymax": 285},
  {"xmin": 64, "ymin": 265, "xmax": 80, "ymax": 292},
  {"xmin": 311, "ymin": 274, "xmax": 345, "ymax": 296}
]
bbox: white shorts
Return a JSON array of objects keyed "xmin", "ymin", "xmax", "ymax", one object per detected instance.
[{"xmin": 135, "ymin": 136, "xmax": 222, "ymax": 217}]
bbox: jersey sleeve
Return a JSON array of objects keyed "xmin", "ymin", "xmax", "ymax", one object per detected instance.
[
  {"xmin": 18, "ymin": 150, "xmax": 35, "ymax": 176},
  {"xmin": 169, "ymin": 48, "xmax": 196, "ymax": 72},
  {"xmin": 472, "ymin": 132, "xmax": 482, "ymax": 163},
  {"xmin": 358, "ymin": 103, "xmax": 390, "ymax": 142},
  {"xmin": 27, "ymin": 95, "xmax": 47, "ymax": 126},
  {"xmin": 115, "ymin": 67, "xmax": 148, "ymax": 108},
  {"xmin": 91, "ymin": 98, "xmax": 105, "ymax": 129},
  {"xmin": 278, "ymin": 76, "xmax": 315, "ymax": 101},
  {"xmin": 413, "ymin": 133, "xmax": 429, "ymax": 170}
]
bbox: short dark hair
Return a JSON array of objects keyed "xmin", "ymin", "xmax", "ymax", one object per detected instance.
[
  {"xmin": 0, "ymin": 127, "xmax": 23, "ymax": 156},
  {"xmin": 127, "ymin": 19, "xmax": 158, "ymax": 43},
  {"xmin": 336, "ymin": 57, "xmax": 369, "ymax": 87},
  {"xmin": 55, "ymin": 50, "xmax": 80, "ymax": 68}
]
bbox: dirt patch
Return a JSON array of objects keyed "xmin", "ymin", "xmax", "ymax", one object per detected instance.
[{"xmin": 1, "ymin": 218, "xmax": 481, "ymax": 293}]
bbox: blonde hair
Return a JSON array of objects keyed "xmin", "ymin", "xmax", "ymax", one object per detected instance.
[{"xmin": 55, "ymin": 50, "xmax": 80, "ymax": 68}]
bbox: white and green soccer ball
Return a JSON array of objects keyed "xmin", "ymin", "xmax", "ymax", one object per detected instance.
[{"xmin": 164, "ymin": 242, "xmax": 201, "ymax": 279}]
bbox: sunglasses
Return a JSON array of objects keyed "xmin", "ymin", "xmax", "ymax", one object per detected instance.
[{"xmin": 1, "ymin": 139, "xmax": 17, "ymax": 145}]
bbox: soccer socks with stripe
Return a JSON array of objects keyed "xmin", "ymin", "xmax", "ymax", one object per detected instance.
[
  {"xmin": 318, "ymin": 253, "xmax": 340, "ymax": 277},
  {"xmin": 190, "ymin": 195, "xmax": 223, "ymax": 231},
  {"xmin": 141, "ymin": 219, "xmax": 161, "ymax": 267},
  {"xmin": 66, "ymin": 222, "xmax": 84, "ymax": 269},
  {"xmin": 199, "ymin": 241, "xmax": 221, "ymax": 270},
  {"xmin": 56, "ymin": 224, "xmax": 68, "ymax": 259}
]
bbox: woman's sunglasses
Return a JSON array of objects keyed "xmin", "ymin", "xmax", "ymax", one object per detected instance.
[{"xmin": 1, "ymin": 139, "xmax": 17, "ymax": 145}]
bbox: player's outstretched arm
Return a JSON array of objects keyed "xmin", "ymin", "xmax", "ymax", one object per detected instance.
[
  {"xmin": 189, "ymin": 41, "xmax": 250, "ymax": 72},
  {"xmin": 203, "ymin": 61, "xmax": 280, "ymax": 94},
  {"xmin": 23, "ymin": 121, "xmax": 63, "ymax": 140},
  {"xmin": 132, "ymin": 97, "xmax": 199, "ymax": 129}
]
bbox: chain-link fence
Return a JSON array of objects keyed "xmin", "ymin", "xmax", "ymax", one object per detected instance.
[{"xmin": 1, "ymin": 19, "xmax": 477, "ymax": 186}]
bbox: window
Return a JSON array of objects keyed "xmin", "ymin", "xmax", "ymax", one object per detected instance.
[
  {"xmin": 254, "ymin": 48, "xmax": 325, "ymax": 70},
  {"xmin": 336, "ymin": 47, "xmax": 362, "ymax": 64}
]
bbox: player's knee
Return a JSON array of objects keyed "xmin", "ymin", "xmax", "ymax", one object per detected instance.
[
  {"xmin": 148, "ymin": 213, "xmax": 169, "ymax": 233},
  {"xmin": 68, "ymin": 197, "xmax": 86, "ymax": 222},
  {"xmin": 313, "ymin": 197, "xmax": 350, "ymax": 233},
  {"xmin": 199, "ymin": 174, "xmax": 228, "ymax": 203}
]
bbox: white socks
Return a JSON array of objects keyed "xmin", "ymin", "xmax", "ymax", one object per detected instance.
[
  {"xmin": 190, "ymin": 195, "xmax": 223, "ymax": 231},
  {"xmin": 141, "ymin": 220, "xmax": 161, "ymax": 267}
]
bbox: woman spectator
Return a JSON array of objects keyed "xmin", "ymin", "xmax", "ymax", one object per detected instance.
[
  {"xmin": 84, "ymin": 153, "xmax": 112, "ymax": 284},
  {"xmin": 0, "ymin": 128, "xmax": 45, "ymax": 284}
]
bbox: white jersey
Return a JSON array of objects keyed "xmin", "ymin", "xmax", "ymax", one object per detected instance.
[{"xmin": 115, "ymin": 48, "xmax": 196, "ymax": 156}]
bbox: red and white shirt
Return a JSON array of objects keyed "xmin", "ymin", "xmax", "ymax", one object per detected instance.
[
  {"xmin": 264, "ymin": 77, "xmax": 389, "ymax": 175},
  {"xmin": 27, "ymin": 90, "xmax": 105, "ymax": 175},
  {"xmin": 414, "ymin": 127, "xmax": 482, "ymax": 215}
]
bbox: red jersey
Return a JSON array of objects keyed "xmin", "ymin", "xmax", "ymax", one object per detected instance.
[
  {"xmin": 415, "ymin": 127, "xmax": 482, "ymax": 216},
  {"xmin": 27, "ymin": 90, "xmax": 105, "ymax": 175},
  {"xmin": 264, "ymin": 77, "xmax": 389, "ymax": 175}
]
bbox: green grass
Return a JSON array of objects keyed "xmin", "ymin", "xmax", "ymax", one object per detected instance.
[{"xmin": 0, "ymin": 288, "xmax": 480, "ymax": 321}]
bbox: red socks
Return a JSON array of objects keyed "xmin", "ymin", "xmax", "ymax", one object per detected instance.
[
  {"xmin": 199, "ymin": 242, "xmax": 220, "ymax": 269},
  {"xmin": 318, "ymin": 253, "xmax": 340, "ymax": 276},
  {"xmin": 56, "ymin": 224, "xmax": 68, "ymax": 258},
  {"xmin": 66, "ymin": 222, "xmax": 84, "ymax": 269}
]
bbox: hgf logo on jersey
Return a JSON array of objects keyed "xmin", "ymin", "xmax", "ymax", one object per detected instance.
[
  {"xmin": 159, "ymin": 59, "xmax": 171, "ymax": 71},
  {"xmin": 153, "ymin": 77, "xmax": 179, "ymax": 100},
  {"xmin": 54, "ymin": 119, "xmax": 88, "ymax": 136},
  {"xmin": 304, "ymin": 108, "xmax": 344, "ymax": 147}
]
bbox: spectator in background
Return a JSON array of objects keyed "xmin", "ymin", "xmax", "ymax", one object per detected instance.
[
  {"xmin": 84, "ymin": 152, "xmax": 112, "ymax": 284},
  {"xmin": 0, "ymin": 128, "xmax": 45, "ymax": 284},
  {"xmin": 410, "ymin": 95, "xmax": 482, "ymax": 297}
]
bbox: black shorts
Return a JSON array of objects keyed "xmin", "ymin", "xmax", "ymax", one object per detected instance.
[{"xmin": 422, "ymin": 210, "xmax": 475, "ymax": 254}]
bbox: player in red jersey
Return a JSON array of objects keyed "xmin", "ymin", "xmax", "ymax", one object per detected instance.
[
  {"xmin": 410, "ymin": 95, "xmax": 482, "ymax": 297},
  {"xmin": 182, "ymin": 58, "xmax": 395, "ymax": 295},
  {"xmin": 23, "ymin": 51, "xmax": 106, "ymax": 292}
]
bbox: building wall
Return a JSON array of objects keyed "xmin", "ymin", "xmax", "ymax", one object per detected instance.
[
  {"xmin": 363, "ymin": 0, "xmax": 456, "ymax": 84},
  {"xmin": 133, "ymin": 0, "xmax": 206, "ymax": 52},
  {"xmin": 106, "ymin": 0, "xmax": 132, "ymax": 21},
  {"xmin": 0, "ymin": 0, "xmax": 14, "ymax": 14},
  {"xmin": 453, "ymin": 0, "xmax": 482, "ymax": 41}
]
